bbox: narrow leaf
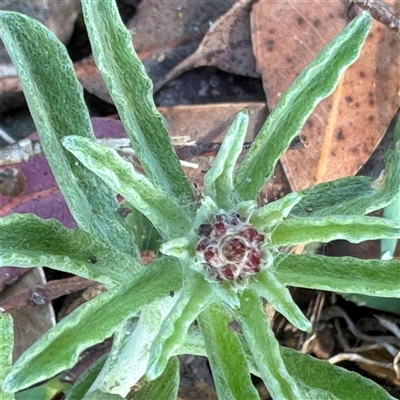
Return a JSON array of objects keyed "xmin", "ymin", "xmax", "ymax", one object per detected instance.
[
  {"xmin": 0, "ymin": 214, "xmax": 141, "ymax": 286},
  {"xmin": 281, "ymin": 347, "xmax": 395, "ymax": 400},
  {"xmin": 274, "ymin": 254, "xmax": 400, "ymax": 297},
  {"xmin": 381, "ymin": 116, "xmax": 400, "ymax": 260},
  {"xmin": 81, "ymin": 0, "xmax": 192, "ymax": 201},
  {"xmin": 0, "ymin": 11, "xmax": 138, "ymax": 257},
  {"xmin": 292, "ymin": 148, "xmax": 400, "ymax": 217},
  {"xmin": 147, "ymin": 272, "xmax": 214, "ymax": 380},
  {"xmin": 0, "ymin": 313, "xmax": 13, "ymax": 400},
  {"xmin": 62, "ymin": 136, "xmax": 190, "ymax": 239},
  {"xmin": 3, "ymin": 258, "xmax": 183, "ymax": 392},
  {"xmin": 15, "ymin": 376, "xmax": 71, "ymax": 400},
  {"xmin": 197, "ymin": 303, "xmax": 260, "ymax": 400},
  {"xmin": 128, "ymin": 357, "xmax": 179, "ymax": 400},
  {"xmin": 175, "ymin": 328, "xmax": 207, "ymax": 357},
  {"xmin": 250, "ymin": 192, "xmax": 302, "ymax": 231},
  {"xmin": 236, "ymin": 289, "xmax": 302, "ymax": 400},
  {"xmin": 90, "ymin": 298, "xmax": 176, "ymax": 397},
  {"xmin": 204, "ymin": 110, "xmax": 249, "ymax": 209},
  {"xmin": 241, "ymin": 338, "xmax": 394, "ymax": 400},
  {"xmin": 234, "ymin": 12, "xmax": 372, "ymax": 200},
  {"xmin": 65, "ymin": 355, "xmax": 108, "ymax": 400},
  {"xmin": 270, "ymin": 215, "xmax": 400, "ymax": 247},
  {"xmin": 250, "ymin": 269, "xmax": 311, "ymax": 332}
]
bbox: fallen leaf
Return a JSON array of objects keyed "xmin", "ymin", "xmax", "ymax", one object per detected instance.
[
  {"xmin": 251, "ymin": 0, "xmax": 400, "ymax": 190},
  {"xmin": 159, "ymin": 102, "xmax": 268, "ymax": 190},
  {"xmin": 0, "ymin": 268, "xmax": 55, "ymax": 361},
  {"xmin": 0, "ymin": 118, "xmax": 132, "ymax": 225},
  {"xmin": 0, "ymin": 276, "xmax": 94, "ymax": 312},
  {"xmin": 128, "ymin": 0, "xmax": 237, "ymax": 93},
  {"xmin": 154, "ymin": 0, "xmax": 259, "ymax": 92}
]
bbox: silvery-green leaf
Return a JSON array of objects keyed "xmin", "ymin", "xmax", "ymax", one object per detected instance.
[
  {"xmin": 292, "ymin": 148, "xmax": 400, "ymax": 218},
  {"xmin": 198, "ymin": 303, "xmax": 260, "ymax": 400},
  {"xmin": 270, "ymin": 215, "xmax": 400, "ymax": 247},
  {"xmin": 250, "ymin": 192, "xmax": 303, "ymax": 232},
  {"xmin": 0, "ymin": 214, "xmax": 141, "ymax": 286},
  {"xmin": 81, "ymin": 0, "xmax": 192, "ymax": 202},
  {"xmin": 147, "ymin": 272, "xmax": 213, "ymax": 380},
  {"xmin": 3, "ymin": 258, "xmax": 183, "ymax": 392},
  {"xmin": 250, "ymin": 270, "xmax": 311, "ymax": 332},
  {"xmin": 236, "ymin": 289, "xmax": 302, "ymax": 399},
  {"xmin": 0, "ymin": 313, "xmax": 13, "ymax": 400},
  {"xmin": 234, "ymin": 12, "xmax": 372, "ymax": 200},
  {"xmin": 88, "ymin": 298, "xmax": 176, "ymax": 397},
  {"xmin": 127, "ymin": 357, "xmax": 179, "ymax": 400},
  {"xmin": 65, "ymin": 355, "xmax": 107, "ymax": 400},
  {"xmin": 62, "ymin": 136, "xmax": 190, "ymax": 239},
  {"xmin": 381, "ymin": 116, "xmax": 400, "ymax": 260},
  {"xmin": 0, "ymin": 11, "xmax": 138, "ymax": 258},
  {"xmin": 204, "ymin": 110, "xmax": 249, "ymax": 209},
  {"xmin": 274, "ymin": 254, "xmax": 400, "ymax": 297}
]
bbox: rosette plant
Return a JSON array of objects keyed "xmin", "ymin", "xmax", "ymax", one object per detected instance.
[{"xmin": 1, "ymin": 2, "xmax": 399, "ymax": 399}]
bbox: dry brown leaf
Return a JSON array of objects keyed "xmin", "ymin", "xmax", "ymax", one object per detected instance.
[
  {"xmin": 154, "ymin": 0, "xmax": 259, "ymax": 92},
  {"xmin": 158, "ymin": 102, "xmax": 292, "ymax": 202},
  {"xmin": 128, "ymin": 0, "xmax": 237, "ymax": 93},
  {"xmin": 158, "ymin": 102, "xmax": 267, "ymax": 190},
  {"xmin": 0, "ymin": 268, "xmax": 55, "ymax": 361},
  {"xmin": 251, "ymin": 0, "xmax": 400, "ymax": 191}
]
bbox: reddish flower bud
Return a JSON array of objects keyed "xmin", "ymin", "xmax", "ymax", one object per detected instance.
[{"xmin": 195, "ymin": 212, "xmax": 265, "ymax": 281}]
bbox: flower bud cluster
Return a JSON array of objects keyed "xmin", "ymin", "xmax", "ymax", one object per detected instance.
[{"xmin": 195, "ymin": 213, "xmax": 265, "ymax": 281}]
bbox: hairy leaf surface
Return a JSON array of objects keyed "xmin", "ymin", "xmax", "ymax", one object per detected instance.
[
  {"xmin": 81, "ymin": 0, "xmax": 193, "ymax": 202},
  {"xmin": 3, "ymin": 258, "xmax": 183, "ymax": 392},
  {"xmin": 0, "ymin": 214, "xmax": 140, "ymax": 286},
  {"xmin": 275, "ymin": 254, "xmax": 400, "ymax": 297},
  {"xmin": 0, "ymin": 11, "xmax": 138, "ymax": 258},
  {"xmin": 234, "ymin": 12, "xmax": 372, "ymax": 200}
]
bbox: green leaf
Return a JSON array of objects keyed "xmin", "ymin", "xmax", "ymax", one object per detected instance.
[
  {"xmin": 381, "ymin": 115, "xmax": 400, "ymax": 260},
  {"xmin": 343, "ymin": 294, "xmax": 400, "ymax": 315},
  {"xmin": 242, "ymin": 340, "xmax": 394, "ymax": 400},
  {"xmin": 0, "ymin": 214, "xmax": 141, "ymax": 286},
  {"xmin": 81, "ymin": 0, "xmax": 192, "ymax": 202},
  {"xmin": 204, "ymin": 110, "xmax": 249, "ymax": 209},
  {"xmin": 123, "ymin": 202, "xmax": 162, "ymax": 252},
  {"xmin": 15, "ymin": 376, "xmax": 71, "ymax": 400},
  {"xmin": 381, "ymin": 192, "xmax": 400, "ymax": 259},
  {"xmin": 65, "ymin": 355, "xmax": 108, "ymax": 400},
  {"xmin": 280, "ymin": 347, "xmax": 396, "ymax": 400},
  {"xmin": 0, "ymin": 11, "xmax": 138, "ymax": 258},
  {"xmin": 292, "ymin": 149, "xmax": 400, "ymax": 218},
  {"xmin": 127, "ymin": 357, "xmax": 179, "ymax": 400},
  {"xmin": 62, "ymin": 136, "xmax": 190, "ymax": 239},
  {"xmin": 234, "ymin": 12, "xmax": 372, "ymax": 200},
  {"xmin": 3, "ymin": 258, "xmax": 183, "ymax": 392},
  {"xmin": 90, "ymin": 298, "xmax": 176, "ymax": 397},
  {"xmin": 83, "ymin": 390, "xmax": 123, "ymax": 400},
  {"xmin": 236, "ymin": 289, "xmax": 302, "ymax": 400},
  {"xmin": 0, "ymin": 313, "xmax": 13, "ymax": 400},
  {"xmin": 250, "ymin": 192, "xmax": 303, "ymax": 231},
  {"xmin": 291, "ymin": 176, "xmax": 374, "ymax": 217},
  {"xmin": 197, "ymin": 303, "xmax": 260, "ymax": 400},
  {"xmin": 270, "ymin": 215, "xmax": 400, "ymax": 247},
  {"xmin": 147, "ymin": 272, "xmax": 214, "ymax": 380},
  {"xmin": 274, "ymin": 254, "xmax": 400, "ymax": 297},
  {"xmin": 250, "ymin": 270, "xmax": 311, "ymax": 332},
  {"xmin": 175, "ymin": 327, "xmax": 207, "ymax": 357}
]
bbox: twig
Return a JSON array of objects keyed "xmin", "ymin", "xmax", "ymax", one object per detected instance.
[
  {"xmin": 0, "ymin": 127, "xmax": 16, "ymax": 145},
  {"xmin": 329, "ymin": 352, "xmax": 394, "ymax": 369}
]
